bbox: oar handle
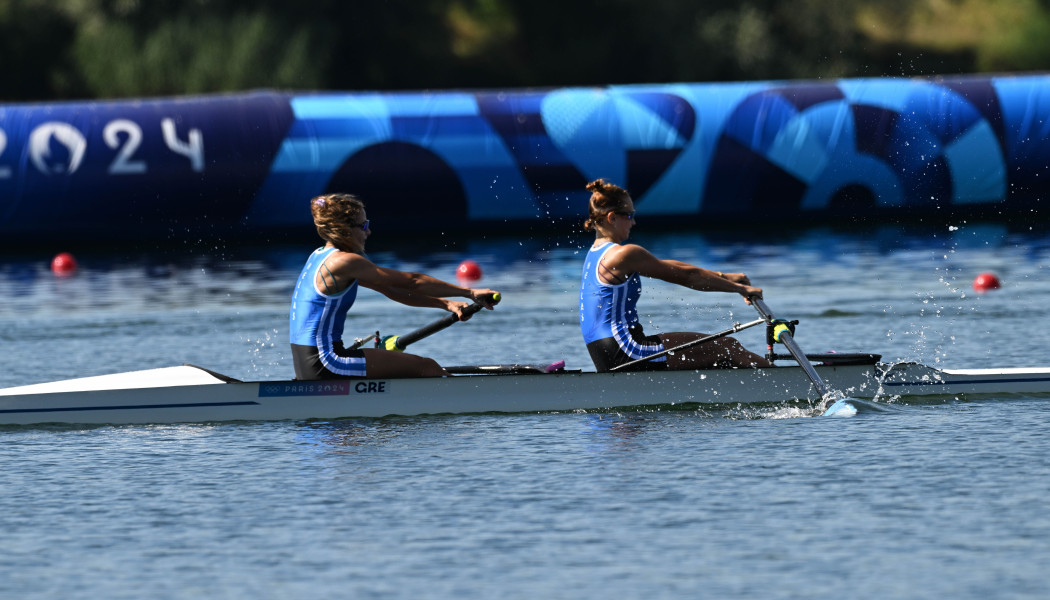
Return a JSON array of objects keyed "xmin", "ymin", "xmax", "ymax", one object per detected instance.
[
  {"xmin": 388, "ymin": 292, "xmax": 501, "ymax": 351},
  {"xmin": 751, "ymin": 297, "xmax": 833, "ymax": 400}
]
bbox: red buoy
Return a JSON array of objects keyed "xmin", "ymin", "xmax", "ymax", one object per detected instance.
[
  {"xmin": 456, "ymin": 259, "xmax": 482, "ymax": 281},
  {"xmin": 51, "ymin": 252, "xmax": 78, "ymax": 277},
  {"xmin": 973, "ymin": 272, "xmax": 1001, "ymax": 292}
]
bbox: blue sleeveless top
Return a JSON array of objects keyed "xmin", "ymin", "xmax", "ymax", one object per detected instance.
[
  {"xmin": 289, "ymin": 246, "xmax": 360, "ymax": 352},
  {"xmin": 579, "ymin": 242, "xmax": 650, "ymax": 349}
]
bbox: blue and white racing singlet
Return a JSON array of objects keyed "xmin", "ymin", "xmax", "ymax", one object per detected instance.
[
  {"xmin": 579, "ymin": 242, "xmax": 665, "ymax": 362},
  {"xmin": 289, "ymin": 247, "xmax": 366, "ymax": 377}
]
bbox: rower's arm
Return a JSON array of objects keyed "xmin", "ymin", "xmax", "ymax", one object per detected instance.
[
  {"xmin": 614, "ymin": 244, "xmax": 762, "ymax": 299},
  {"xmin": 372, "ymin": 284, "xmax": 466, "ymax": 313},
  {"xmin": 332, "ymin": 252, "xmax": 499, "ymax": 313}
]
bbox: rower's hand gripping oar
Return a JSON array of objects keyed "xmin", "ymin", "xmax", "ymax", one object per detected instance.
[
  {"xmin": 352, "ymin": 293, "xmax": 501, "ymax": 352},
  {"xmin": 751, "ymin": 297, "xmax": 857, "ymax": 416}
]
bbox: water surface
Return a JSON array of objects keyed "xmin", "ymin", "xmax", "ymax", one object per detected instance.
[{"xmin": 2, "ymin": 224, "xmax": 1049, "ymax": 598}]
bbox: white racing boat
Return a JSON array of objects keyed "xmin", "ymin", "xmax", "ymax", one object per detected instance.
[
  {"xmin": 5, "ymin": 298, "xmax": 1048, "ymax": 426},
  {"xmin": 3, "ymin": 355, "xmax": 1050, "ymax": 425}
]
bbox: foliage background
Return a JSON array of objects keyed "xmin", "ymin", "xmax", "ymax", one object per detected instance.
[{"xmin": 2, "ymin": 0, "xmax": 1049, "ymax": 101}]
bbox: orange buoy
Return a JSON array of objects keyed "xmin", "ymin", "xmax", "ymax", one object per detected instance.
[
  {"xmin": 51, "ymin": 252, "xmax": 78, "ymax": 277},
  {"xmin": 456, "ymin": 259, "xmax": 483, "ymax": 281},
  {"xmin": 972, "ymin": 272, "xmax": 1001, "ymax": 292}
]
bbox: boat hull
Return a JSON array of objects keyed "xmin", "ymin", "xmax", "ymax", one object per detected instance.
[{"xmin": 2, "ymin": 362, "xmax": 1049, "ymax": 425}]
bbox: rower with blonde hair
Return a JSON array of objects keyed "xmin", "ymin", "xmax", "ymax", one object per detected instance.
[{"xmin": 290, "ymin": 193, "xmax": 499, "ymax": 380}]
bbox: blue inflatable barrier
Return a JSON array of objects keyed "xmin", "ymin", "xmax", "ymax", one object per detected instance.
[{"xmin": 1, "ymin": 73, "xmax": 1047, "ymax": 244}]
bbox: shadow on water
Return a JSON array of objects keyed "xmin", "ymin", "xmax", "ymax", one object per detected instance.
[{"xmin": 295, "ymin": 418, "xmax": 417, "ymax": 453}]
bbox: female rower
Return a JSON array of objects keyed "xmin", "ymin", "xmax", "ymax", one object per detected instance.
[
  {"xmin": 290, "ymin": 193, "xmax": 499, "ymax": 380},
  {"xmin": 579, "ymin": 179, "xmax": 771, "ymax": 372}
]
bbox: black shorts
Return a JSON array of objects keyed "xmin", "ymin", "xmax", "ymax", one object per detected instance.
[
  {"xmin": 291, "ymin": 343, "xmax": 367, "ymax": 380},
  {"xmin": 586, "ymin": 325, "xmax": 668, "ymax": 373}
]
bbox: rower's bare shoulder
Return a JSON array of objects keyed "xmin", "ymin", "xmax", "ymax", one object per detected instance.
[
  {"xmin": 619, "ymin": 243, "xmax": 652, "ymax": 255},
  {"xmin": 313, "ymin": 251, "xmax": 364, "ymax": 284},
  {"xmin": 328, "ymin": 250, "xmax": 372, "ymax": 270},
  {"xmin": 602, "ymin": 243, "xmax": 642, "ymax": 260},
  {"xmin": 614, "ymin": 243, "xmax": 660, "ymax": 266}
]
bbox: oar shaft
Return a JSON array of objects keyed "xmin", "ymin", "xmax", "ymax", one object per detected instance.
[
  {"xmin": 394, "ymin": 307, "xmax": 477, "ymax": 349},
  {"xmin": 751, "ymin": 298, "xmax": 832, "ymax": 399},
  {"xmin": 749, "ymin": 296, "xmax": 775, "ymax": 322},
  {"xmin": 772, "ymin": 326, "xmax": 832, "ymax": 398},
  {"xmin": 353, "ymin": 293, "xmax": 500, "ymax": 352}
]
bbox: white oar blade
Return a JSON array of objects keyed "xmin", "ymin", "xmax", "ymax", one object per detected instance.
[{"xmin": 822, "ymin": 398, "xmax": 858, "ymax": 417}]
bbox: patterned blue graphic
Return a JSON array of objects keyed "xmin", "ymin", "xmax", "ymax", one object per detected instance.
[
  {"xmin": 0, "ymin": 74, "xmax": 1047, "ymax": 243},
  {"xmin": 704, "ymin": 80, "xmax": 1008, "ymax": 215}
]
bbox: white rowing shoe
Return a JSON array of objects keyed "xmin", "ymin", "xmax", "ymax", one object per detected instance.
[{"xmin": 2, "ymin": 356, "xmax": 1050, "ymax": 425}]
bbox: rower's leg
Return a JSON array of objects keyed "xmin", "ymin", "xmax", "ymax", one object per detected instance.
[
  {"xmin": 361, "ymin": 349, "xmax": 449, "ymax": 378},
  {"xmin": 658, "ymin": 332, "xmax": 771, "ymax": 369}
]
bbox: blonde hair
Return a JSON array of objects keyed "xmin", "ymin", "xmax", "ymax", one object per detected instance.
[
  {"xmin": 582, "ymin": 179, "xmax": 632, "ymax": 232},
  {"xmin": 310, "ymin": 193, "xmax": 366, "ymax": 251}
]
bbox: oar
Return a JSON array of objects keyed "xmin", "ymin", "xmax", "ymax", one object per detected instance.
[
  {"xmin": 750, "ymin": 297, "xmax": 856, "ymax": 415},
  {"xmin": 352, "ymin": 293, "xmax": 501, "ymax": 352},
  {"xmin": 609, "ymin": 318, "xmax": 766, "ymax": 372}
]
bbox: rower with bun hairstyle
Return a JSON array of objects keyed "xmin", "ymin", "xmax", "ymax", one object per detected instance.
[
  {"xmin": 290, "ymin": 193, "xmax": 500, "ymax": 380},
  {"xmin": 578, "ymin": 179, "xmax": 770, "ymax": 371}
]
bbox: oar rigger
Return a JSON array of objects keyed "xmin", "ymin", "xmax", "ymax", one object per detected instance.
[
  {"xmin": 764, "ymin": 318, "xmax": 797, "ymax": 362},
  {"xmin": 751, "ymin": 297, "xmax": 862, "ymax": 416}
]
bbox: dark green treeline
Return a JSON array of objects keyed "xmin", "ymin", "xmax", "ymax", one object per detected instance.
[{"xmin": 3, "ymin": 0, "xmax": 1050, "ymax": 101}]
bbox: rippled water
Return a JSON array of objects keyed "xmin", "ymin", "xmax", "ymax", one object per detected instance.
[{"xmin": 2, "ymin": 223, "xmax": 1050, "ymax": 598}]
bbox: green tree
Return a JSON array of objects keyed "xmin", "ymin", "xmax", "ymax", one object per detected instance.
[
  {"xmin": 0, "ymin": 0, "xmax": 80, "ymax": 100},
  {"xmin": 70, "ymin": 9, "xmax": 325, "ymax": 96},
  {"xmin": 1, "ymin": 0, "xmax": 1048, "ymax": 101}
]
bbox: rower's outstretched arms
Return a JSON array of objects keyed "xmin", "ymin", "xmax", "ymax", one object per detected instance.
[
  {"xmin": 326, "ymin": 252, "xmax": 499, "ymax": 320},
  {"xmin": 606, "ymin": 244, "xmax": 762, "ymax": 303}
]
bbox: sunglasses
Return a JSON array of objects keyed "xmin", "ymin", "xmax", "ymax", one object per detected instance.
[
  {"xmin": 614, "ymin": 211, "xmax": 636, "ymax": 220},
  {"xmin": 353, "ymin": 219, "xmax": 370, "ymax": 232}
]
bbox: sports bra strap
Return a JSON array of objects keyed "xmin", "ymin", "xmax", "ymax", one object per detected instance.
[
  {"xmin": 598, "ymin": 256, "xmax": 629, "ymax": 285},
  {"xmin": 319, "ymin": 260, "xmax": 338, "ymax": 294}
]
